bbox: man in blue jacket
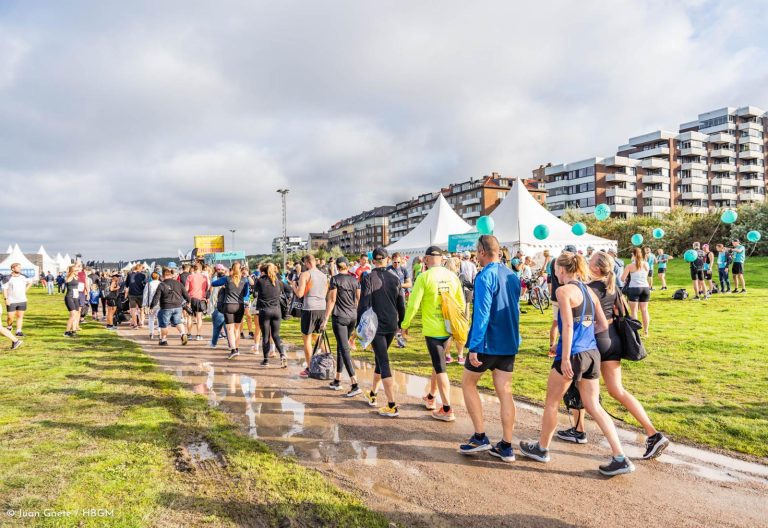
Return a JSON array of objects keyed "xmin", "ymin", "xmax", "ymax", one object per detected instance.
[{"xmin": 458, "ymin": 235, "xmax": 521, "ymax": 463}]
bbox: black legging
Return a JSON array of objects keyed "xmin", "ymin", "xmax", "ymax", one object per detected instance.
[
  {"xmin": 259, "ymin": 308, "xmax": 284, "ymax": 359},
  {"xmin": 332, "ymin": 316, "xmax": 356, "ymax": 377},
  {"xmin": 100, "ymin": 296, "xmax": 108, "ymax": 316},
  {"xmin": 372, "ymin": 332, "xmax": 395, "ymax": 379}
]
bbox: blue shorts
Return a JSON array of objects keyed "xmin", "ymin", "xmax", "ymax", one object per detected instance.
[{"xmin": 157, "ymin": 308, "xmax": 183, "ymax": 328}]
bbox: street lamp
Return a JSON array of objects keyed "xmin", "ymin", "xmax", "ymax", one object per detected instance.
[
  {"xmin": 277, "ymin": 189, "xmax": 289, "ymax": 274},
  {"xmin": 229, "ymin": 229, "xmax": 236, "ymax": 252}
]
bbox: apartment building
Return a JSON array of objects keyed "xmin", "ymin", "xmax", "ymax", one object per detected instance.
[
  {"xmin": 327, "ymin": 206, "xmax": 394, "ymax": 255},
  {"xmin": 271, "ymin": 236, "xmax": 308, "ymax": 254},
  {"xmin": 308, "ymin": 232, "xmax": 329, "ymax": 251},
  {"xmin": 536, "ymin": 105, "xmax": 767, "ymax": 217}
]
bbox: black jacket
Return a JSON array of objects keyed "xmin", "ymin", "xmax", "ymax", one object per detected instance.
[
  {"xmin": 150, "ymin": 278, "xmax": 190, "ymax": 309},
  {"xmin": 359, "ymin": 267, "xmax": 405, "ymax": 335}
]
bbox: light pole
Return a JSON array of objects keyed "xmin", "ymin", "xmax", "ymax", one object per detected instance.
[
  {"xmin": 229, "ymin": 229, "xmax": 236, "ymax": 252},
  {"xmin": 277, "ymin": 189, "xmax": 289, "ymax": 273}
]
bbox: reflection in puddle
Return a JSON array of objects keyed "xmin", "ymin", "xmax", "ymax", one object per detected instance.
[{"xmin": 186, "ymin": 441, "xmax": 217, "ymax": 463}]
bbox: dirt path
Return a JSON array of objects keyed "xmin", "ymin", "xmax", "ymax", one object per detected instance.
[{"xmin": 122, "ymin": 327, "xmax": 768, "ymax": 528}]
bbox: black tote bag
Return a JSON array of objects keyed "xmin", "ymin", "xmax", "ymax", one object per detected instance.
[{"xmin": 614, "ymin": 295, "xmax": 647, "ymax": 361}]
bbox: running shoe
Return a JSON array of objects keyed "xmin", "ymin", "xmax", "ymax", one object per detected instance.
[
  {"xmin": 227, "ymin": 350, "xmax": 240, "ymax": 360},
  {"xmin": 63, "ymin": 331, "xmax": 72, "ymax": 337},
  {"xmin": 518, "ymin": 441, "xmax": 550, "ymax": 463},
  {"xmin": 489, "ymin": 442, "xmax": 515, "ymax": 462},
  {"xmin": 181, "ymin": 334, "xmax": 189, "ymax": 346},
  {"xmin": 457, "ymin": 356, "xmax": 465, "ymax": 365},
  {"xmin": 422, "ymin": 395, "xmax": 437, "ymax": 410},
  {"xmin": 459, "ymin": 434, "xmax": 491, "ymax": 455},
  {"xmin": 280, "ymin": 356, "xmax": 288, "ymax": 369},
  {"xmin": 445, "ymin": 354, "xmax": 454, "ymax": 364},
  {"xmin": 259, "ymin": 359, "xmax": 269, "ymax": 368},
  {"xmin": 299, "ymin": 368, "xmax": 310, "ymax": 378},
  {"xmin": 366, "ymin": 392, "xmax": 378, "ymax": 407},
  {"xmin": 15, "ymin": 332, "xmax": 24, "ymax": 337},
  {"xmin": 598, "ymin": 456, "xmax": 635, "ymax": 476},
  {"xmin": 196, "ymin": 335, "xmax": 203, "ymax": 341},
  {"xmin": 431, "ymin": 408, "xmax": 455, "ymax": 422},
  {"xmin": 378, "ymin": 405, "xmax": 399, "ymax": 418},
  {"xmin": 641, "ymin": 432, "xmax": 670, "ymax": 460},
  {"xmin": 159, "ymin": 340, "xmax": 168, "ymax": 346},
  {"xmin": 346, "ymin": 386, "xmax": 362, "ymax": 397},
  {"xmin": 556, "ymin": 427, "xmax": 588, "ymax": 444},
  {"xmin": 249, "ymin": 332, "xmax": 254, "ymax": 338},
  {"xmin": 329, "ymin": 380, "xmax": 342, "ymax": 391},
  {"xmin": 11, "ymin": 340, "xmax": 23, "ymax": 350}
]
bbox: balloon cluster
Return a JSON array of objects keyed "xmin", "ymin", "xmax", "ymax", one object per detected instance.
[{"xmin": 477, "ymin": 216, "xmax": 494, "ymax": 235}]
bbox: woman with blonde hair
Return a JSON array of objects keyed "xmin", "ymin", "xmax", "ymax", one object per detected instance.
[
  {"xmin": 253, "ymin": 263, "xmax": 288, "ymax": 368},
  {"xmin": 210, "ymin": 261, "xmax": 249, "ymax": 359},
  {"xmin": 520, "ymin": 252, "xmax": 635, "ymax": 476},
  {"xmin": 105, "ymin": 274, "xmax": 121, "ymax": 329},
  {"xmin": 557, "ymin": 251, "xmax": 669, "ymax": 458},
  {"xmin": 621, "ymin": 247, "xmax": 651, "ymax": 336},
  {"xmin": 63, "ymin": 264, "xmax": 82, "ymax": 337}
]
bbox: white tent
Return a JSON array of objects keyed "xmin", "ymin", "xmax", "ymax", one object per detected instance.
[
  {"xmin": 0, "ymin": 244, "xmax": 40, "ymax": 280},
  {"xmin": 38, "ymin": 245, "xmax": 58, "ymax": 275},
  {"xmin": 490, "ymin": 178, "xmax": 617, "ymax": 261},
  {"xmin": 5, "ymin": 245, "xmax": 12, "ymax": 254},
  {"xmin": 387, "ymin": 194, "xmax": 474, "ymax": 258},
  {"xmin": 55, "ymin": 253, "xmax": 68, "ymax": 272}
]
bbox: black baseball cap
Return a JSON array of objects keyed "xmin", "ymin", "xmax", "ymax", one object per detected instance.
[
  {"xmin": 564, "ymin": 245, "xmax": 577, "ymax": 253},
  {"xmin": 336, "ymin": 256, "xmax": 349, "ymax": 267},
  {"xmin": 372, "ymin": 247, "xmax": 388, "ymax": 260},
  {"xmin": 425, "ymin": 246, "xmax": 443, "ymax": 256}
]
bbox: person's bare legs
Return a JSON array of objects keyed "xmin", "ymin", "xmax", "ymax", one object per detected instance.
[
  {"xmin": 0, "ymin": 324, "xmax": 18, "ymax": 344},
  {"xmin": 639, "ymin": 301, "xmax": 650, "ymax": 336},
  {"xmin": 382, "ymin": 377, "xmax": 395, "ymax": 404},
  {"xmin": 628, "ymin": 300, "xmax": 639, "ymax": 320},
  {"xmin": 226, "ymin": 323, "xmax": 237, "ymax": 349},
  {"xmin": 427, "ymin": 373, "xmax": 438, "ymax": 398},
  {"xmin": 538, "ymin": 369, "xmax": 571, "ymax": 449},
  {"xmin": 579, "ymin": 378, "xmax": 624, "ymax": 457},
  {"xmin": 602, "ymin": 361, "xmax": 657, "ymax": 436},
  {"xmin": 462, "ymin": 369, "xmax": 484, "ymax": 433},
  {"xmin": 492, "ymin": 369, "xmax": 515, "ymax": 443},
  {"xmin": 371, "ymin": 372, "xmax": 381, "ymax": 394},
  {"xmin": 302, "ymin": 334, "xmax": 312, "ymax": 366},
  {"xmin": 66, "ymin": 310, "xmax": 79, "ymax": 333},
  {"xmin": 15, "ymin": 311, "xmax": 24, "ymax": 333},
  {"xmin": 435, "ymin": 371, "xmax": 451, "ymax": 408}
]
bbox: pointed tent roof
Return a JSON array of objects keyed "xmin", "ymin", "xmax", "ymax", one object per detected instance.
[
  {"xmin": 37, "ymin": 245, "xmax": 58, "ymax": 274},
  {"xmin": 489, "ymin": 178, "xmax": 616, "ymax": 253},
  {"xmin": 6, "ymin": 244, "xmax": 13, "ymax": 254},
  {"xmin": 0, "ymin": 244, "xmax": 40, "ymax": 278},
  {"xmin": 387, "ymin": 194, "xmax": 473, "ymax": 256}
]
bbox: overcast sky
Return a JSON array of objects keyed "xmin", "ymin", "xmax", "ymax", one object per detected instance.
[{"xmin": 2, "ymin": 0, "xmax": 767, "ymax": 260}]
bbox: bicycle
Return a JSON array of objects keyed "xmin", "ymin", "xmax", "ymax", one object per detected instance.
[{"xmin": 525, "ymin": 278, "xmax": 551, "ymax": 314}]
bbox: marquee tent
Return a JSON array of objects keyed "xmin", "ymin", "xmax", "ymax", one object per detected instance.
[
  {"xmin": 489, "ymin": 178, "xmax": 617, "ymax": 258},
  {"xmin": 386, "ymin": 194, "xmax": 473, "ymax": 258},
  {"xmin": 55, "ymin": 253, "xmax": 68, "ymax": 271},
  {"xmin": 0, "ymin": 244, "xmax": 40, "ymax": 280},
  {"xmin": 38, "ymin": 245, "xmax": 58, "ymax": 274}
]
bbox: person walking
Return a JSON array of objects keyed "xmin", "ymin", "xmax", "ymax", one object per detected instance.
[
  {"xmin": 402, "ymin": 247, "xmax": 465, "ymax": 422},
  {"xmin": 360, "ymin": 247, "xmax": 405, "ymax": 417},
  {"xmin": 208, "ymin": 264, "xmax": 228, "ymax": 349},
  {"xmin": 3, "ymin": 263, "xmax": 32, "ymax": 337},
  {"xmin": 292, "ymin": 254, "xmax": 329, "ymax": 378},
  {"xmin": 656, "ymin": 249, "xmax": 671, "ymax": 290},
  {"xmin": 621, "ymin": 248, "xmax": 651, "ymax": 336},
  {"xmin": 142, "ymin": 271, "xmax": 162, "ymax": 339},
  {"xmin": 556, "ymin": 252, "xmax": 670, "ymax": 459},
  {"xmin": 548, "ymin": 245, "xmax": 577, "ymax": 358},
  {"xmin": 63, "ymin": 264, "xmax": 82, "ymax": 337},
  {"xmin": 519, "ymin": 252, "xmax": 635, "ymax": 476},
  {"xmin": 644, "ymin": 247, "xmax": 656, "ymax": 290},
  {"xmin": 459, "ymin": 251, "xmax": 478, "ymax": 319},
  {"xmin": 728, "ymin": 238, "xmax": 747, "ymax": 293},
  {"xmin": 150, "ymin": 267, "xmax": 190, "ymax": 346},
  {"xmin": 210, "ymin": 261, "xmax": 249, "ymax": 359},
  {"xmin": 104, "ymin": 274, "xmax": 121, "ymax": 329},
  {"xmin": 689, "ymin": 241, "xmax": 707, "ymax": 299},
  {"xmin": 322, "ymin": 257, "xmax": 362, "ymax": 396},
  {"xmin": 458, "ymin": 235, "xmax": 520, "ymax": 462},
  {"xmin": 186, "ymin": 262, "xmax": 210, "ymax": 341},
  {"xmin": 88, "ymin": 284, "xmax": 100, "ymax": 321},
  {"xmin": 45, "ymin": 271, "xmax": 55, "ymax": 295},
  {"xmin": 387, "ymin": 252, "xmax": 412, "ymax": 349},
  {"xmin": 715, "ymin": 243, "xmax": 732, "ymax": 293},
  {"xmin": 702, "ymin": 244, "xmax": 715, "ymax": 294},
  {"xmin": 56, "ymin": 272, "xmax": 65, "ymax": 294},
  {"xmin": 253, "ymin": 263, "xmax": 288, "ymax": 368},
  {"xmin": 124, "ymin": 264, "xmax": 147, "ymax": 329},
  {"xmin": 0, "ymin": 302, "xmax": 22, "ymax": 349}
]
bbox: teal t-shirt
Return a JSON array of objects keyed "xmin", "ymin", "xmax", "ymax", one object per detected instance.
[
  {"xmin": 647, "ymin": 254, "xmax": 656, "ymax": 270},
  {"xmin": 657, "ymin": 254, "xmax": 668, "ymax": 269},
  {"xmin": 733, "ymin": 245, "xmax": 746, "ymax": 264}
]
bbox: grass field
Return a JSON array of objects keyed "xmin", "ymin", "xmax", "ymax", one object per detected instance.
[
  {"xmin": 281, "ymin": 256, "xmax": 768, "ymax": 459},
  {"xmin": 0, "ymin": 292, "xmax": 388, "ymax": 527}
]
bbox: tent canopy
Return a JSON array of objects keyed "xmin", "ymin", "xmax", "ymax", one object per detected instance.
[
  {"xmin": 0, "ymin": 244, "xmax": 40, "ymax": 279},
  {"xmin": 387, "ymin": 194, "xmax": 473, "ymax": 258},
  {"xmin": 38, "ymin": 245, "xmax": 58, "ymax": 274},
  {"xmin": 490, "ymin": 178, "xmax": 617, "ymax": 255}
]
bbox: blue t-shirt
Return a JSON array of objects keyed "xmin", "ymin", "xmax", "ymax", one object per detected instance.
[
  {"xmin": 733, "ymin": 245, "xmax": 746, "ymax": 264},
  {"xmin": 646, "ymin": 254, "xmax": 656, "ymax": 270},
  {"xmin": 657, "ymin": 254, "xmax": 669, "ymax": 269},
  {"xmin": 466, "ymin": 262, "xmax": 521, "ymax": 356}
]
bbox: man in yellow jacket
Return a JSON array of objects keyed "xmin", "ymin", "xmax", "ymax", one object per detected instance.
[{"xmin": 401, "ymin": 246, "xmax": 465, "ymax": 421}]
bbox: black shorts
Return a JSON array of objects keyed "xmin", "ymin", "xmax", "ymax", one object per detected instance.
[
  {"xmin": 65, "ymin": 298, "xmax": 79, "ymax": 312},
  {"xmin": 222, "ymin": 303, "xmax": 244, "ymax": 324},
  {"xmin": 552, "ymin": 349, "xmax": 600, "ymax": 381},
  {"xmin": 7, "ymin": 302, "xmax": 26, "ymax": 312},
  {"xmin": 190, "ymin": 298, "xmax": 208, "ymax": 314},
  {"xmin": 596, "ymin": 326, "xmax": 622, "ymax": 362},
  {"xmin": 647, "ymin": 270, "xmax": 654, "ymax": 278},
  {"xmin": 128, "ymin": 295, "xmax": 143, "ymax": 309},
  {"xmin": 690, "ymin": 268, "xmax": 704, "ymax": 280},
  {"xmin": 301, "ymin": 310, "xmax": 325, "ymax": 335},
  {"xmin": 704, "ymin": 270, "xmax": 713, "ymax": 280},
  {"xmin": 626, "ymin": 287, "xmax": 650, "ymax": 302},
  {"xmin": 464, "ymin": 353, "xmax": 516, "ymax": 373},
  {"xmin": 106, "ymin": 297, "xmax": 117, "ymax": 307},
  {"xmin": 732, "ymin": 262, "xmax": 744, "ymax": 275},
  {"xmin": 657, "ymin": 268, "xmax": 666, "ymax": 275},
  {"xmin": 425, "ymin": 337, "xmax": 449, "ymax": 374}
]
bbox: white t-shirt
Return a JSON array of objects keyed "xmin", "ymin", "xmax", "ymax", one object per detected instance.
[{"xmin": 3, "ymin": 275, "xmax": 31, "ymax": 304}]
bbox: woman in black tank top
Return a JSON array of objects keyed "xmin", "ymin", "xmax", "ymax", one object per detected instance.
[{"xmin": 555, "ymin": 252, "xmax": 669, "ymax": 461}]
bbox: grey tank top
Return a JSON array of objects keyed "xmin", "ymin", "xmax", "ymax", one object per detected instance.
[{"xmin": 303, "ymin": 268, "xmax": 328, "ymax": 311}]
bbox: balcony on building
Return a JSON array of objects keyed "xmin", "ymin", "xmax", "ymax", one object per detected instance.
[
  {"xmin": 738, "ymin": 120, "xmax": 764, "ymax": 132},
  {"xmin": 680, "ymin": 146, "xmax": 708, "ymax": 157},
  {"xmin": 644, "ymin": 204, "xmax": 671, "ymax": 214},
  {"xmin": 605, "ymin": 172, "xmax": 636, "ymax": 184},
  {"xmin": 464, "ymin": 210, "xmax": 481, "ymax": 218},
  {"xmin": 643, "ymin": 189, "xmax": 671, "ymax": 200},
  {"xmin": 462, "ymin": 197, "xmax": 480, "ymax": 206},
  {"xmin": 711, "ymin": 192, "xmax": 738, "ymax": 201},
  {"xmin": 708, "ymin": 132, "xmax": 736, "ymax": 144},
  {"xmin": 739, "ymin": 164, "xmax": 765, "ymax": 174},
  {"xmin": 606, "ymin": 187, "xmax": 635, "ymax": 199},
  {"xmin": 639, "ymin": 157, "xmax": 671, "ymax": 169},
  {"xmin": 739, "ymin": 177, "xmax": 765, "ymax": 188},
  {"xmin": 679, "ymin": 174, "xmax": 709, "ymax": 186},
  {"xmin": 407, "ymin": 210, "xmax": 424, "ymax": 219},
  {"xmin": 681, "ymin": 191, "xmax": 708, "ymax": 200},
  {"xmin": 710, "ymin": 147, "xmax": 735, "ymax": 157},
  {"xmin": 738, "ymin": 148, "xmax": 762, "ymax": 160},
  {"xmin": 710, "ymin": 162, "xmax": 737, "ymax": 172},
  {"xmin": 739, "ymin": 191, "xmax": 765, "ymax": 202},
  {"xmin": 681, "ymin": 161, "xmax": 708, "ymax": 171},
  {"xmin": 629, "ymin": 146, "xmax": 670, "ymax": 160},
  {"xmin": 641, "ymin": 173, "xmax": 671, "ymax": 185},
  {"xmin": 710, "ymin": 176, "xmax": 736, "ymax": 186},
  {"xmin": 608, "ymin": 203, "xmax": 636, "ymax": 214}
]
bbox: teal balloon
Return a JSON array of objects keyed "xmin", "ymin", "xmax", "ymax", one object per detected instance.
[
  {"xmin": 720, "ymin": 210, "xmax": 738, "ymax": 224},
  {"xmin": 652, "ymin": 228, "xmax": 665, "ymax": 239},
  {"xmin": 747, "ymin": 230, "xmax": 761, "ymax": 243},
  {"xmin": 684, "ymin": 249, "xmax": 697, "ymax": 263},
  {"xmin": 571, "ymin": 222, "xmax": 587, "ymax": 236},
  {"xmin": 594, "ymin": 204, "xmax": 611, "ymax": 221},
  {"xmin": 631, "ymin": 234, "xmax": 644, "ymax": 246},
  {"xmin": 367, "ymin": 251, "xmax": 373, "ymax": 260},
  {"xmin": 533, "ymin": 224, "xmax": 550, "ymax": 240},
  {"xmin": 477, "ymin": 215, "xmax": 494, "ymax": 235}
]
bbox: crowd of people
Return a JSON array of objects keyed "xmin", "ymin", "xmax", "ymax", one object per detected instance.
[{"xmin": 6, "ymin": 232, "xmax": 756, "ymax": 477}]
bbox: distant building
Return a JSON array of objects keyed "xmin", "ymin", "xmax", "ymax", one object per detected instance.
[
  {"xmin": 272, "ymin": 236, "xmax": 308, "ymax": 254},
  {"xmin": 328, "ymin": 206, "xmax": 394, "ymax": 255},
  {"xmin": 308, "ymin": 232, "xmax": 329, "ymax": 251}
]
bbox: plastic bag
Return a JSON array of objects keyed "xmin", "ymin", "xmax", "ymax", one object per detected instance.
[
  {"xmin": 440, "ymin": 291, "xmax": 470, "ymax": 345},
  {"xmin": 356, "ymin": 307, "xmax": 378, "ymax": 349}
]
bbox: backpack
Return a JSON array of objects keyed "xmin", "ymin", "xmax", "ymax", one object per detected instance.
[
  {"xmin": 692, "ymin": 250, "xmax": 705, "ymax": 271},
  {"xmin": 308, "ymin": 331, "xmax": 335, "ymax": 380},
  {"xmin": 440, "ymin": 290, "xmax": 470, "ymax": 345},
  {"xmin": 672, "ymin": 289, "xmax": 688, "ymax": 300}
]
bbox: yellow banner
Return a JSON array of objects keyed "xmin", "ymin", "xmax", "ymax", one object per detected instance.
[{"xmin": 194, "ymin": 235, "xmax": 225, "ymax": 256}]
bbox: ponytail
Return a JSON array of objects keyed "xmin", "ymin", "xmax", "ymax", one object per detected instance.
[
  {"xmin": 267, "ymin": 263, "xmax": 278, "ymax": 286},
  {"xmin": 555, "ymin": 252, "xmax": 589, "ymax": 282},
  {"xmin": 591, "ymin": 252, "xmax": 616, "ymax": 295}
]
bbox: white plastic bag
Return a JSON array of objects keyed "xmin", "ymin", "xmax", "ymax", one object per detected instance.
[{"xmin": 356, "ymin": 307, "xmax": 378, "ymax": 349}]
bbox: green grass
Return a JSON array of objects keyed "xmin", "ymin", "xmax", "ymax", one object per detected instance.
[
  {"xmin": 0, "ymin": 291, "xmax": 389, "ymax": 527},
  {"xmin": 282, "ymin": 257, "xmax": 768, "ymax": 459}
]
